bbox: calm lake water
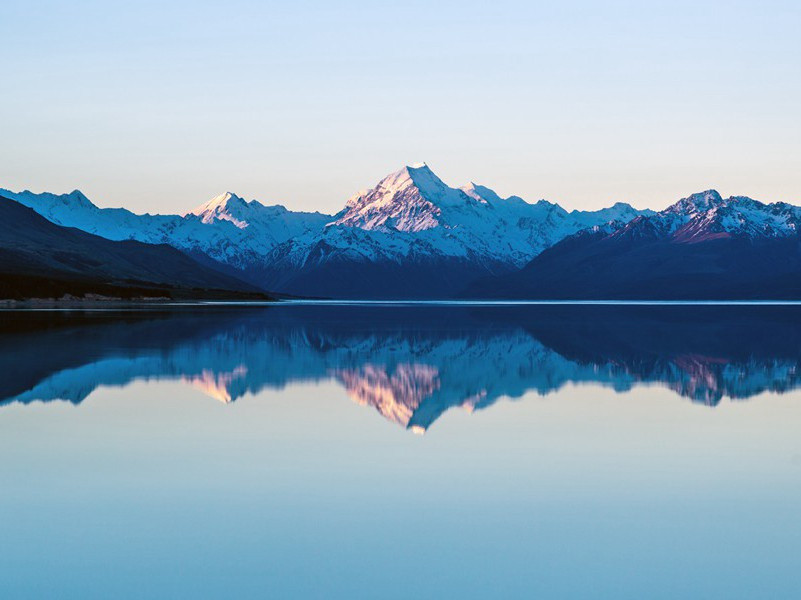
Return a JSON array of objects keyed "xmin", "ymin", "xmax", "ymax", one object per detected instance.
[{"xmin": 2, "ymin": 303, "xmax": 801, "ymax": 599}]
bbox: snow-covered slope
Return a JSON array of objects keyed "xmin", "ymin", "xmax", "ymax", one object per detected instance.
[
  {"xmin": 256, "ymin": 164, "xmax": 652, "ymax": 296},
  {"xmin": 324, "ymin": 163, "xmax": 649, "ymax": 265},
  {"xmin": 0, "ymin": 188, "xmax": 331, "ymax": 272},
  {"xmin": 472, "ymin": 188, "xmax": 801, "ymax": 300},
  {"xmin": 0, "ymin": 196, "xmax": 263, "ymax": 299},
  {"xmin": 612, "ymin": 189, "xmax": 801, "ymax": 243},
  {"xmin": 1, "ymin": 164, "xmax": 652, "ymax": 297}
]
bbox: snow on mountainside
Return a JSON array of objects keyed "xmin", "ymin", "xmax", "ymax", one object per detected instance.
[
  {"xmin": 0, "ymin": 196, "xmax": 264, "ymax": 299},
  {"xmin": 190, "ymin": 192, "xmax": 252, "ymax": 228},
  {"xmin": 6, "ymin": 173, "xmax": 801, "ymax": 299},
  {"xmin": 264, "ymin": 164, "xmax": 652, "ymax": 273},
  {"xmin": 610, "ymin": 189, "xmax": 801, "ymax": 243},
  {"xmin": 2, "ymin": 164, "xmax": 652, "ymax": 296},
  {"xmin": 470, "ymin": 188, "xmax": 801, "ymax": 300},
  {"xmin": 334, "ymin": 162, "xmax": 448, "ymax": 232},
  {"xmin": 0, "ymin": 188, "xmax": 331, "ymax": 271}
]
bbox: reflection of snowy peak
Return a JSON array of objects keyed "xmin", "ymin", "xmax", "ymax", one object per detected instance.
[
  {"xmin": 336, "ymin": 363, "xmax": 441, "ymax": 432},
  {"xmin": 5, "ymin": 307, "xmax": 801, "ymax": 433}
]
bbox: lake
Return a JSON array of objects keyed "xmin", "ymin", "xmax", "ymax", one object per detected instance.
[{"xmin": 1, "ymin": 303, "xmax": 801, "ymax": 598}]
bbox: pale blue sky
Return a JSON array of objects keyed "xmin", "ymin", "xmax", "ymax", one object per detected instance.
[{"xmin": 2, "ymin": 0, "xmax": 799, "ymax": 214}]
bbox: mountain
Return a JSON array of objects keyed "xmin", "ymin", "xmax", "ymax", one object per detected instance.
[
  {"xmin": 0, "ymin": 195, "xmax": 267, "ymax": 300},
  {"xmin": 2, "ymin": 164, "xmax": 651, "ymax": 298},
  {"xmin": 0, "ymin": 188, "xmax": 331, "ymax": 274},
  {"xmin": 467, "ymin": 190, "xmax": 801, "ymax": 299},
  {"xmin": 257, "ymin": 163, "xmax": 651, "ymax": 297}
]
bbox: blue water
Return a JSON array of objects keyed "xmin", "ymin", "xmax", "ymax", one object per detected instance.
[{"xmin": 1, "ymin": 304, "xmax": 801, "ymax": 598}]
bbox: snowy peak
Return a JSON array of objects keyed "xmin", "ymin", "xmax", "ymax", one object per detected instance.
[
  {"xmin": 335, "ymin": 163, "xmax": 460, "ymax": 232},
  {"xmin": 613, "ymin": 189, "xmax": 726, "ymax": 239},
  {"xmin": 192, "ymin": 191, "xmax": 245, "ymax": 213},
  {"xmin": 342, "ymin": 163, "xmax": 439, "ymax": 206},
  {"xmin": 373, "ymin": 163, "xmax": 443, "ymax": 197},
  {"xmin": 269, "ymin": 166, "xmax": 660, "ymax": 293},
  {"xmin": 665, "ymin": 189, "xmax": 724, "ymax": 215},
  {"xmin": 64, "ymin": 189, "xmax": 94, "ymax": 208},
  {"xmin": 460, "ymin": 182, "xmax": 493, "ymax": 203},
  {"xmin": 189, "ymin": 192, "xmax": 251, "ymax": 228},
  {"xmin": 584, "ymin": 201, "xmax": 647, "ymax": 221},
  {"xmin": 404, "ymin": 162, "xmax": 451, "ymax": 198},
  {"xmin": 459, "ymin": 182, "xmax": 510, "ymax": 205},
  {"xmin": 673, "ymin": 196, "xmax": 801, "ymax": 242},
  {"xmin": 603, "ymin": 189, "xmax": 801, "ymax": 244},
  {"xmin": 1, "ymin": 188, "xmax": 98, "ymax": 212}
]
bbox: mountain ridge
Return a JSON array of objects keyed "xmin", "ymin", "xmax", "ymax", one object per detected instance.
[
  {"xmin": 467, "ymin": 189, "xmax": 801, "ymax": 300},
  {"xmin": 2, "ymin": 164, "xmax": 654, "ymax": 298},
  {"xmin": 5, "ymin": 167, "xmax": 799, "ymax": 299},
  {"xmin": 0, "ymin": 195, "xmax": 268, "ymax": 301}
]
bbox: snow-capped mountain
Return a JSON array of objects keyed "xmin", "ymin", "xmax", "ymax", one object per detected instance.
[
  {"xmin": 8, "ymin": 172, "xmax": 801, "ymax": 299},
  {"xmin": 471, "ymin": 189, "xmax": 801, "ymax": 300},
  {"xmin": 327, "ymin": 163, "xmax": 648, "ymax": 264},
  {"xmin": 256, "ymin": 163, "xmax": 652, "ymax": 297},
  {"xmin": 613, "ymin": 189, "xmax": 801, "ymax": 242},
  {"xmin": 0, "ymin": 195, "xmax": 263, "ymax": 300},
  {"xmin": 0, "ymin": 187, "xmax": 331, "ymax": 272},
  {"xmin": 2, "ymin": 164, "xmax": 652, "ymax": 298}
]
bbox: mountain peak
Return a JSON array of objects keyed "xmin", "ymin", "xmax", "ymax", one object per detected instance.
[
  {"xmin": 460, "ymin": 182, "xmax": 502, "ymax": 204},
  {"xmin": 189, "ymin": 192, "xmax": 250, "ymax": 227},
  {"xmin": 201, "ymin": 191, "xmax": 246, "ymax": 209},
  {"xmin": 666, "ymin": 189, "xmax": 724, "ymax": 215},
  {"xmin": 337, "ymin": 164, "xmax": 455, "ymax": 232},
  {"xmin": 58, "ymin": 189, "xmax": 97, "ymax": 210},
  {"xmin": 0, "ymin": 187, "xmax": 99, "ymax": 212},
  {"xmin": 67, "ymin": 189, "xmax": 90, "ymax": 201},
  {"xmin": 371, "ymin": 163, "xmax": 446, "ymax": 199}
]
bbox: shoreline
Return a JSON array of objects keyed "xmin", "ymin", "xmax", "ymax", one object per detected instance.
[{"xmin": 4, "ymin": 297, "xmax": 801, "ymax": 310}]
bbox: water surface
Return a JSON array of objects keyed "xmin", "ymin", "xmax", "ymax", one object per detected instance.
[{"xmin": 1, "ymin": 304, "xmax": 800, "ymax": 598}]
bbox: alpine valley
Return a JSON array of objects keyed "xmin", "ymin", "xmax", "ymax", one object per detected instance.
[{"xmin": 3, "ymin": 164, "xmax": 801, "ymax": 300}]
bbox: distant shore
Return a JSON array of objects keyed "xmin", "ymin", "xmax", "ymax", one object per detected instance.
[
  {"xmin": 5, "ymin": 297, "xmax": 801, "ymax": 309},
  {"xmin": 0, "ymin": 293, "xmax": 277, "ymax": 308}
]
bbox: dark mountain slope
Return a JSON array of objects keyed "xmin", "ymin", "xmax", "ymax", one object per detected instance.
[
  {"xmin": 466, "ymin": 190, "xmax": 801, "ymax": 300},
  {"xmin": 469, "ymin": 235, "xmax": 801, "ymax": 300},
  {"xmin": 0, "ymin": 196, "xmax": 269, "ymax": 300}
]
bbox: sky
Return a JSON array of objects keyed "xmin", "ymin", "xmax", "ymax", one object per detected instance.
[{"xmin": 1, "ymin": 0, "xmax": 800, "ymax": 214}]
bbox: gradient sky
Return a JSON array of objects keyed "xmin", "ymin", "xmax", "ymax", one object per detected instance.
[{"xmin": 2, "ymin": 0, "xmax": 800, "ymax": 214}]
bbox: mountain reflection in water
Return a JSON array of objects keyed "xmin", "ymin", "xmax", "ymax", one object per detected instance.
[{"xmin": 2, "ymin": 304, "xmax": 800, "ymax": 433}]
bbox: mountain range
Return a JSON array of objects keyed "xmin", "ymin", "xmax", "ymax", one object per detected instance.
[
  {"xmin": 0, "ymin": 197, "xmax": 267, "ymax": 300},
  {"xmin": 470, "ymin": 190, "xmax": 801, "ymax": 299},
  {"xmin": 3, "ymin": 164, "xmax": 800, "ymax": 299}
]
